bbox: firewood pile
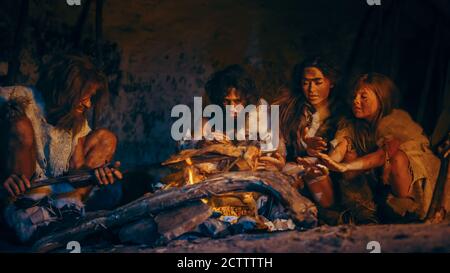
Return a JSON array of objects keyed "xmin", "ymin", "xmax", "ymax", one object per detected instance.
[
  {"xmin": 30, "ymin": 141, "xmax": 318, "ymax": 253},
  {"xmin": 161, "ymin": 142, "xmax": 263, "ymax": 218}
]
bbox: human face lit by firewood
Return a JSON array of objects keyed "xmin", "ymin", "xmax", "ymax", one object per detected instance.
[
  {"xmin": 224, "ymin": 87, "xmax": 245, "ymax": 118},
  {"xmin": 74, "ymin": 83, "xmax": 99, "ymax": 116},
  {"xmin": 352, "ymin": 86, "xmax": 380, "ymax": 122},
  {"xmin": 301, "ymin": 67, "xmax": 333, "ymax": 108}
]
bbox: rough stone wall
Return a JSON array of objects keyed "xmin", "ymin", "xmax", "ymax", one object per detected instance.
[{"xmin": 0, "ymin": 0, "xmax": 366, "ymax": 167}]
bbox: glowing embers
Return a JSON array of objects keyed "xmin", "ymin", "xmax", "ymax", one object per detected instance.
[
  {"xmin": 162, "ymin": 143, "xmax": 264, "ymax": 218},
  {"xmin": 183, "ymin": 157, "xmax": 255, "ymax": 214},
  {"xmin": 207, "ymin": 192, "xmax": 258, "ymax": 220}
]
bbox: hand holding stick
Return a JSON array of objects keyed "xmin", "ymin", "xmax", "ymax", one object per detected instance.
[{"xmin": 1, "ymin": 161, "xmax": 124, "ymax": 199}]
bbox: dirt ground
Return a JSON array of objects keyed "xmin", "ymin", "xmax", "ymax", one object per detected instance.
[
  {"xmin": 1, "ymin": 220, "xmax": 449, "ymax": 253},
  {"xmin": 78, "ymin": 221, "xmax": 450, "ymax": 253}
]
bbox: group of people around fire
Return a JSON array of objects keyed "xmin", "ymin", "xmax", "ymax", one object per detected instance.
[{"xmin": 0, "ymin": 54, "xmax": 442, "ymax": 243}]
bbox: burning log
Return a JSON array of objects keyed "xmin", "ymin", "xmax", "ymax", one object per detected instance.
[
  {"xmin": 118, "ymin": 218, "xmax": 158, "ymax": 245},
  {"xmin": 32, "ymin": 171, "xmax": 317, "ymax": 253},
  {"xmin": 162, "ymin": 144, "xmax": 246, "ymax": 165},
  {"xmin": 155, "ymin": 201, "xmax": 213, "ymax": 243},
  {"xmin": 161, "ymin": 142, "xmax": 264, "ymax": 216},
  {"xmin": 119, "ymin": 201, "xmax": 212, "ymax": 245},
  {"xmin": 162, "ymin": 143, "xmax": 261, "ymax": 174}
]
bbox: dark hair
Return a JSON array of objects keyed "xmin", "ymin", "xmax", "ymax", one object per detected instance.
[
  {"xmin": 204, "ymin": 64, "xmax": 259, "ymax": 107},
  {"xmin": 291, "ymin": 56, "xmax": 339, "ymax": 97},
  {"xmin": 344, "ymin": 72, "xmax": 398, "ymax": 155},
  {"xmin": 36, "ymin": 55, "xmax": 108, "ymax": 133},
  {"xmin": 277, "ymin": 56, "xmax": 344, "ymax": 156}
]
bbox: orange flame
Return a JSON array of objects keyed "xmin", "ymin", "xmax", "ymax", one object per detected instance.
[
  {"xmin": 187, "ymin": 167, "xmax": 194, "ymax": 185},
  {"xmin": 185, "ymin": 158, "xmax": 207, "ymax": 203},
  {"xmin": 186, "ymin": 157, "xmax": 193, "ymax": 165},
  {"xmin": 186, "ymin": 158, "xmax": 194, "ymax": 185}
]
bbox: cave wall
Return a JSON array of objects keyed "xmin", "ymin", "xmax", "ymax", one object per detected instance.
[{"xmin": 0, "ymin": 0, "xmax": 448, "ymax": 167}]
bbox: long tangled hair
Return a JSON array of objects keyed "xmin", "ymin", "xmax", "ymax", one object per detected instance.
[
  {"xmin": 36, "ymin": 55, "xmax": 108, "ymax": 135},
  {"xmin": 204, "ymin": 64, "xmax": 260, "ymax": 107},
  {"xmin": 275, "ymin": 56, "xmax": 344, "ymax": 157},
  {"xmin": 342, "ymin": 73, "xmax": 398, "ymax": 155}
]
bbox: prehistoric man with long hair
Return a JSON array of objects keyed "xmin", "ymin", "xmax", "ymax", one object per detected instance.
[{"xmin": 0, "ymin": 55, "xmax": 123, "ymax": 242}]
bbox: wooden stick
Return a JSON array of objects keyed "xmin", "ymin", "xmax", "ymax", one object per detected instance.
[
  {"xmin": 29, "ymin": 173, "xmax": 94, "ymax": 190},
  {"xmin": 0, "ymin": 164, "xmax": 121, "ymax": 199}
]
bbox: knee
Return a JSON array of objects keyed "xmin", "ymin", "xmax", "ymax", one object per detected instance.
[
  {"xmin": 389, "ymin": 150, "xmax": 412, "ymax": 197},
  {"xmin": 88, "ymin": 128, "xmax": 117, "ymax": 150},
  {"xmin": 82, "ymin": 128, "xmax": 117, "ymax": 169},
  {"xmin": 84, "ymin": 129, "xmax": 118, "ymax": 167}
]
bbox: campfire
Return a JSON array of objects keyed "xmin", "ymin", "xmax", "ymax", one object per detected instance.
[
  {"xmin": 29, "ymin": 140, "xmax": 318, "ymax": 253},
  {"xmin": 163, "ymin": 142, "xmax": 263, "ymax": 220}
]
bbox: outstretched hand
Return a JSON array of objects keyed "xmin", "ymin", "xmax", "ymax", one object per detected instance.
[
  {"xmin": 257, "ymin": 153, "xmax": 285, "ymax": 171},
  {"xmin": 296, "ymin": 156, "xmax": 329, "ymax": 179},
  {"xmin": 299, "ymin": 127, "xmax": 328, "ymax": 156},
  {"xmin": 316, "ymin": 153, "xmax": 348, "ymax": 173}
]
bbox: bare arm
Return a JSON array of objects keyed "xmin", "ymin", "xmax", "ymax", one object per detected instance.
[
  {"xmin": 318, "ymin": 148, "xmax": 385, "ymax": 173},
  {"xmin": 6, "ymin": 117, "xmax": 36, "ymax": 177},
  {"xmin": 1, "ymin": 117, "xmax": 36, "ymax": 197},
  {"xmin": 344, "ymin": 148, "xmax": 385, "ymax": 171},
  {"xmin": 328, "ymin": 138, "xmax": 348, "ymax": 163}
]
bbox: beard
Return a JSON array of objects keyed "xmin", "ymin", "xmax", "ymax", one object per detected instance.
[{"xmin": 53, "ymin": 110, "xmax": 87, "ymax": 135}]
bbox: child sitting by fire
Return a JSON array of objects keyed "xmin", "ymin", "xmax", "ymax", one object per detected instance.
[
  {"xmin": 317, "ymin": 73, "xmax": 440, "ymax": 223},
  {"xmin": 179, "ymin": 64, "xmax": 285, "ymax": 172}
]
